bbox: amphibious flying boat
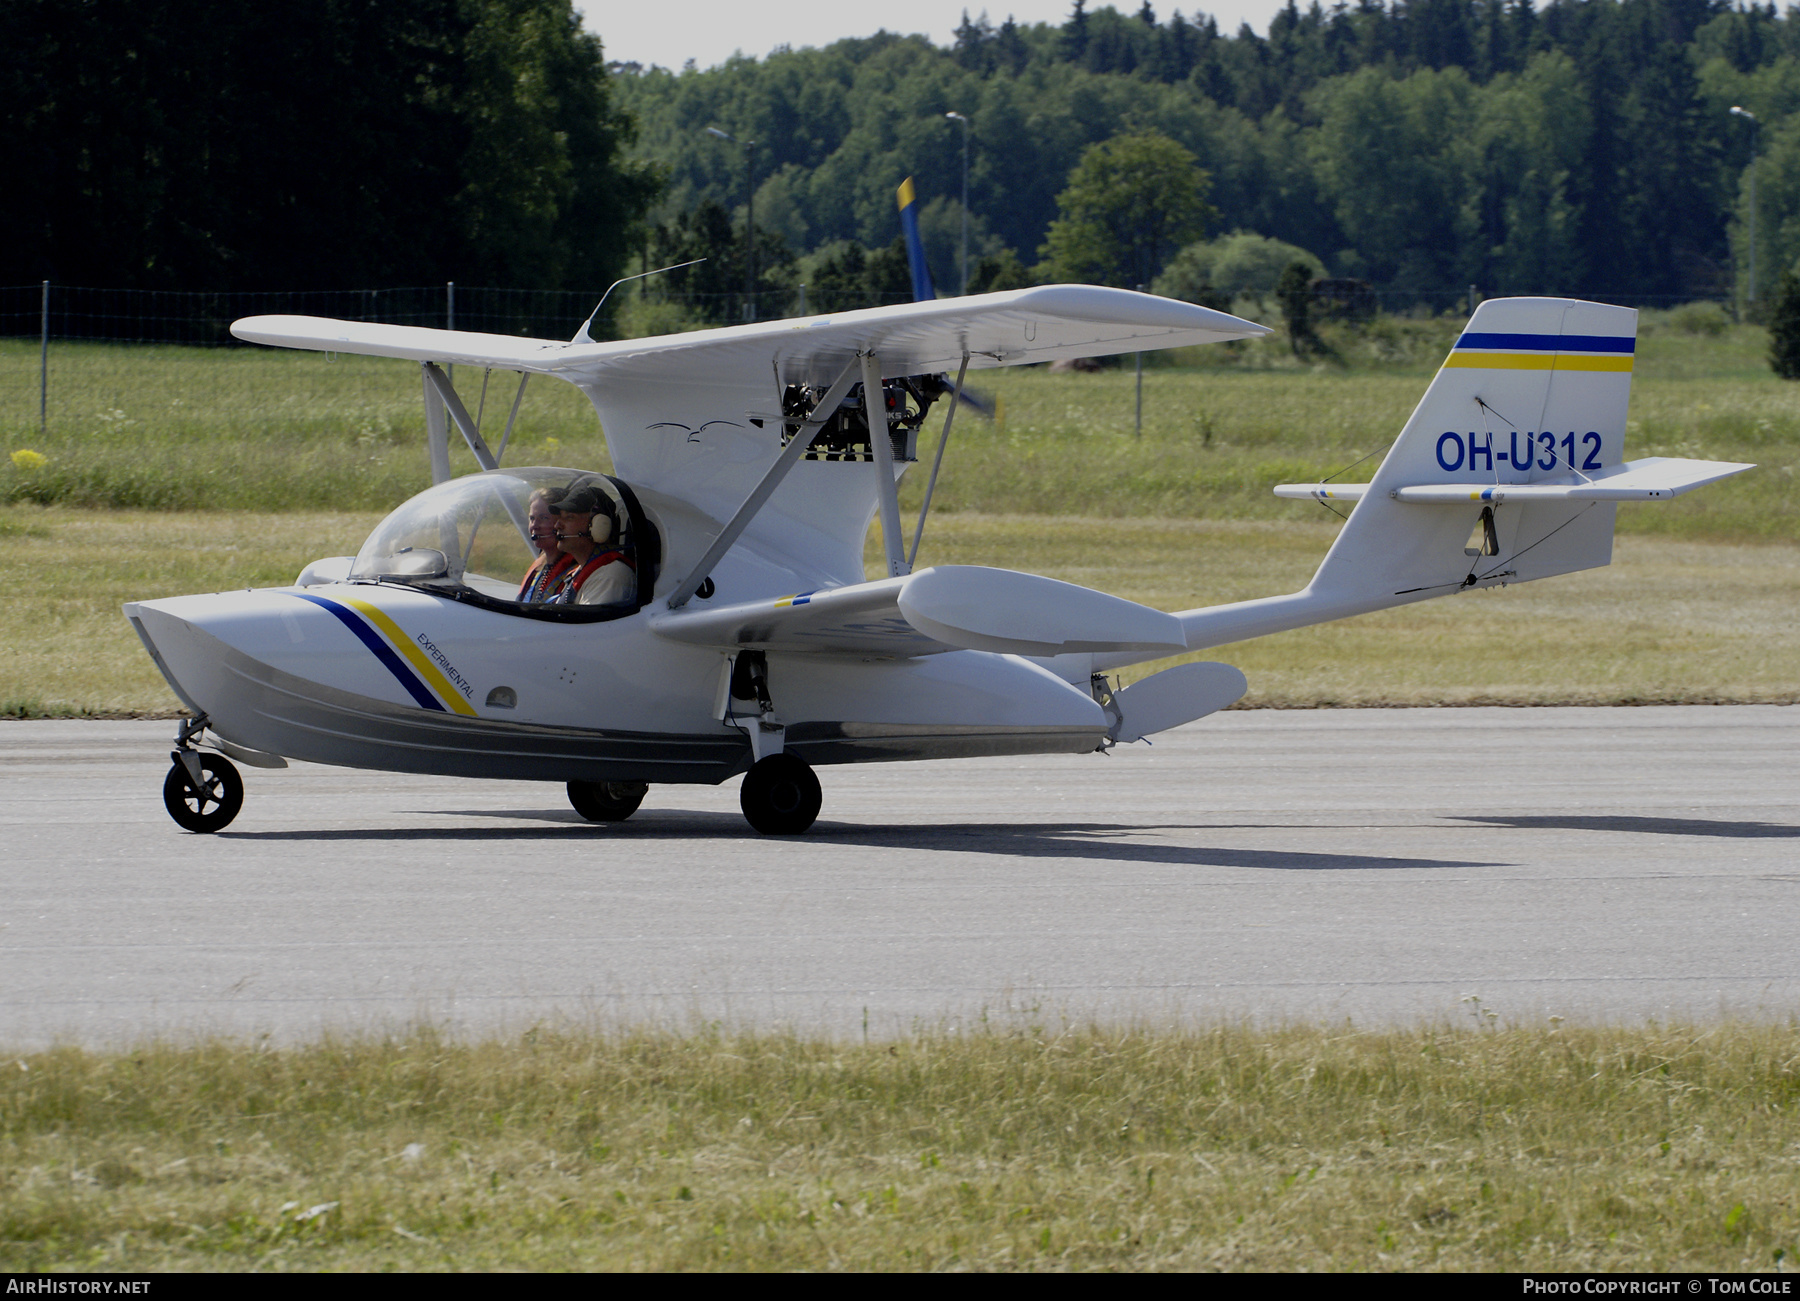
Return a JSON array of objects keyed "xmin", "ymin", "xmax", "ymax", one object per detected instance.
[{"xmin": 125, "ymin": 288, "xmax": 1752, "ymax": 834}]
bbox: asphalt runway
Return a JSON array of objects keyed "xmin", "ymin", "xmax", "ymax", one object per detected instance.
[{"xmin": 1, "ymin": 707, "xmax": 1795, "ymax": 1048}]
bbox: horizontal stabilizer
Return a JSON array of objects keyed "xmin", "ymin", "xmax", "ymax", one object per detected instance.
[
  {"xmin": 1271, "ymin": 483, "xmax": 1369, "ymax": 502},
  {"xmin": 650, "ymin": 566, "xmax": 1188, "ymax": 658},
  {"xmin": 1390, "ymin": 456, "xmax": 1754, "ymax": 503},
  {"xmin": 1109, "ymin": 662, "xmax": 1248, "ymax": 742},
  {"xmin": 1276, "ymin": 456, "xmax": 1752, "ymax": 506}
]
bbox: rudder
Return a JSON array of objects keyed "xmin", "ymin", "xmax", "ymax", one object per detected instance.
[{"xmin": 1309, "ymin": 297, "xmax": 1636, "ymax": 602}]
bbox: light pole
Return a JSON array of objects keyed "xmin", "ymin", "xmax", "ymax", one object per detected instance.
[
  {"xmin": 1732, "ymin": 106, "xmax": 1759, "ymax": 305},
  {"xmin": 705, "ymin": 126, "xmax": 757, "ymax": 320},
  {"xmin": 945, "ymin": 112, "xmax": 969, "ymax": 295}
]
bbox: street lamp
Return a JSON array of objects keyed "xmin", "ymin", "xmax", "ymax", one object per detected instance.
[
  {"xmin": 1732, "ymin": 106, "xmax": 1759, "ymax": 305},
  {"xmin": 945, "ymin": 112, "xmax": 969, "ymax": 295},
  {"xmin": 705, "ymin": 126, "xmax": 757, "ymax": 321}
]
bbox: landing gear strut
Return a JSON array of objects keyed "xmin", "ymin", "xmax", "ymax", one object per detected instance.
[
  {"xmin": 739, "ymin": 754, "xmax": 821, "ymax": 835},
  {"xmin": 567, "ymin": 780, "xmax": 648, "ymax": 823},
  {"xmin": 163, "ymin": 717, "xmax": 243, "ymax": 833}
]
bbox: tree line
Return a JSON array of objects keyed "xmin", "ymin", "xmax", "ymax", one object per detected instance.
[
  {"xmin": 1, "ymin": 0, "xmax": 658, "ymax": 303},
  {"xmin": 619, "ymin": 0, "xmax": 1793, "ymax": 307},
  {"xmin": 8, "ymin": 0, "xmax": 1797, "ymax": 328}
]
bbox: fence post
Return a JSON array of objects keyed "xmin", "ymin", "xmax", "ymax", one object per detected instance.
[
  {"xmin": 446, "ymin": 281, "xmax": 454, "ymax": 381},
  {"xmin": 39, "ymin": 281, "xmax": 49, "ymax": 433}
]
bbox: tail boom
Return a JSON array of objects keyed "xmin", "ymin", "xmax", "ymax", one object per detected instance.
[{"xmin": 1102, "ymin": 297, "xmax": 1751, "ymax": 672}]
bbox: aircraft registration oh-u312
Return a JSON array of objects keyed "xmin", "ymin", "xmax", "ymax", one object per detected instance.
[{"xmin": 125, "ymin": 288, "xmax": 1752, "ymax": 835}]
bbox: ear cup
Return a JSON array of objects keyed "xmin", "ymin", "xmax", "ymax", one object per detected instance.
[{"xmin": 589, "ymin": 512, "xmax": 614, "ymax": 545}]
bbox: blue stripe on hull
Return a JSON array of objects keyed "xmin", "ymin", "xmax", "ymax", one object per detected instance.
[{"xmin": 288, "ymin": 592, "xmax": 446, "ymax": 712}]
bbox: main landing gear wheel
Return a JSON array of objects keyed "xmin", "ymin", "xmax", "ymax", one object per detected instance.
[
  {"xmin": 739, "ymin": 754, "xmax": 821, "ymax": 835},
  {"xmin": 567, "ymin": 780, "xmax": 649, "ymax": 823},
  {"xmin": 162, "ymin": 753, "xmax": 244, "ymax": 833}
]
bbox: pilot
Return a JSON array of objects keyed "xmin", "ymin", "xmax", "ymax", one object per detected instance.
[
  {"xmin": 518, "ymin": 487, "xmax": 576, "ymax": 601},
  {"xmin": 550, "ymin": 485, "xmax": 636, "ymax": 606}
]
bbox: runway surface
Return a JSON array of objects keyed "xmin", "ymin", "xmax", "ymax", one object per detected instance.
[{"xmin": 1, "ymin": 707, "xmax": 1795, "ymax": 1047}]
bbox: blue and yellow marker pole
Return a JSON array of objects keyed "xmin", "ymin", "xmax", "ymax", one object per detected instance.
[{"xmin": 897, "ymin": 178, "xmax": 935, "ymax": 303}]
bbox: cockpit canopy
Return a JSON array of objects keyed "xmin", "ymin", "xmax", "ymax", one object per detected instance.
[{"xmin": 350, "ymin": 468, "xmax": 654, "ymax": 618}]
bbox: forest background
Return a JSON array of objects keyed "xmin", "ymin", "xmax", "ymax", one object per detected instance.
[{"xmin": 9, "ymin": 0, "xmax": 1800, "ymax": 328}]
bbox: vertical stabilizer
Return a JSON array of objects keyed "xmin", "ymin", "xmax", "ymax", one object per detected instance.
[
  {"xmin": 1164, "ymin": 298, "xmax": 1640, "ymax": 656},
  {"xmin": 1310, "ymin": 297, "xmax": 1636, "ymax": 602}
]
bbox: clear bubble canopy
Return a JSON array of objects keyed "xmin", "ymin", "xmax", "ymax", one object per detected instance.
[{"xmin": 351, "ymin": 467, "xmax": 633, "ymax": 607}]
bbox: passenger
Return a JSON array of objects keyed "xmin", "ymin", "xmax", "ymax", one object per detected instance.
[
  {"xmin": 517, "ymin": 488, "xmax": 576, "ymax": 602},
  {"xmin": 550, "ymin": 485, "xmax": 636, "ymax": 606}
]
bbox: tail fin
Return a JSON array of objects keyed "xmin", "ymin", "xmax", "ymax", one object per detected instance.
[
  {"xmin": 1313, "ymin": 297, "xmax": 1637, "ymax": 600},
  {"xmin": 1165, "ymin": 297, "xmax": 1751, "ymax": 656}
]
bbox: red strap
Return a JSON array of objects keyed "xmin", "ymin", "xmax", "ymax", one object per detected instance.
[
  {"xmin": 565, "ymin": 550, "xmax": 632, "ymax": 591},
  {"xmin": 518, "ymin": 552, "xmax": 575, "ymax": 600}
]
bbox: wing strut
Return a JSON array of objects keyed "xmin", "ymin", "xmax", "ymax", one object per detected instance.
[
  {"xmin": 909, "ymin": 349, "xmax": 968, "ymax": 567},
  {"xmin": 419, "ymin": 361, "xmax": 532, "ymax": 548},
  {"xmin": 422, "ymin": 362, "xmax": 499, "ymax": 470},
  {"xmin": 667, "ymin": 358, "xmax": 863, "ymax": 609},
  {"xmin": 493, "ymin": 373, "xmax": 529, "ymax": 463},
  {"xmin": 424, "ymin": 369, "xmax": 451, "ymax": 484},
  {"xmin": 863, "ymin": 350, "xmax": 910, "ymax": 578}
]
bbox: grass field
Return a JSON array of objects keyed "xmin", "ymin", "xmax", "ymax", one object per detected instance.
[
  {"xmin": 1, "ymin": 1022, "xmax": 1795, "ymax": 1271},
  {"xmin": 3, "ymin": 507, "xmax": 1796, "ymax": 717},
  {"xmin": 2, "ymin": 310, "xmax": 1794, "ymax": 536},
  {"xmin": 0, "ymin": 309, "xmax": 1794, "ymax": 714}
]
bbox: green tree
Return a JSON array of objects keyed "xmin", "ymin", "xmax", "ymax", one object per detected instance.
[
  {"xmin": 807, "ymin": 237, "xmax": 913, "ymax": 312},
  {"xmin": 0, "ymin": 0, "xmax": 659, "ymax": 297},
  {"xmin": 968, "ymin": 249, "xmax": 1032, "ymax": 294},
  {"xmin": 1037, "ymin": 130, "xmax": 1216, "ymax": 287},
  {"xmin": 455, "ymin": 0, "xmax": 662, "ymax": 295},
  {"xmin": 1155, "ymin": 230, "xmax": 1324, "ymax": 300},
  {"xmin": 1309, "ymin": 65, "xmax": 1479, "ymax": 290},
  {"xmin": 650, "ymin": 200, "xmax": 794, "ymax": 322},
  {"xmin": 1470, "ymin": 52, "xmax": 1590, "ymax": 295},
  {"xmin": 1769, "ymin": 267, "xmax": 1800, "ymax": 378}
]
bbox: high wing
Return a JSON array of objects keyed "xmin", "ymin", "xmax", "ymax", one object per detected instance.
[
  {"xmin": 235, "ymin": 287, "xmax": 1268, "ymax": 591},
  {"xmin": 233, "ymin": 285, "xmax": 1264, "ymax": 388},
  {"xmin": 647, "ymin": 565, "xmax": 1189, "ymax": 658}
]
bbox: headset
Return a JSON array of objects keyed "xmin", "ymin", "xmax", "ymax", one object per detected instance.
[{"xmin": 554, "ymin": 484, "xmax": 623, "ymax": 547}]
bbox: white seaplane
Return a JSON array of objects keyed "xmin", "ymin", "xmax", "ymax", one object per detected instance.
[{"xmin": 125, "ymin": 288, "xmax": 1751, "ymax": 834}]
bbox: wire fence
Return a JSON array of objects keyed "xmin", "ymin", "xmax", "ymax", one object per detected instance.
[
  {"xmin": 0, "ymin": 282, "xmax": 1737, "ymax": 348},
  {"xmin": 0, "ymin": 281, "xmax": 1739, "ymax": 441},
  {"xmin": 0, "ymin": 283, "xmax": 629, "ymax": 346}
]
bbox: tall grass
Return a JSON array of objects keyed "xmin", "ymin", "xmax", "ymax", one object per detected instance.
[
  {"xmin": 1, "ymin": 1021, "xmax": 1794, "ymax": 1270},
  {"xmin": 4, "ymin": 506, "xmax": 1795, "ymax": 716},
  {"xmin": 1, "ymin": 311, "xmax": 1790, "ymax": 540},
  {"xmin": 0, "ymin": 343, "xmax": 608, "ymax": 512}
]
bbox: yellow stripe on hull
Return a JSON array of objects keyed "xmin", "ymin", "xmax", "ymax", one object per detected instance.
[
  {"xmin": 341, "ymin": 596, "xmax": 479, "ymax": 715},
  {"xmin": 1443, "ymin": 352, "xmax": 1633, "ymax": 372}
]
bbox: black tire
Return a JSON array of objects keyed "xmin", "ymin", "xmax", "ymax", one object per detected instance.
[
  {"xmin": 162, "ymin": 754, "xmax": 244, "ymax": 833},
  {"xmin": 739, "ymin": 754, "xmax": 821, "ymax": 835},
  {"xmin": 567, "ymin": 780, "xmax": 648, "ymax": 823}
]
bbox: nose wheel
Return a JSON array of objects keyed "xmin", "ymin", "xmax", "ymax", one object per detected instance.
[
  {"xmin": 163, "ymin": 751, "xmax": 244, "ymax": 833},
  {"xmin": 739, "ymin": 754, "xmax": 821, "ymax": 835}
]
